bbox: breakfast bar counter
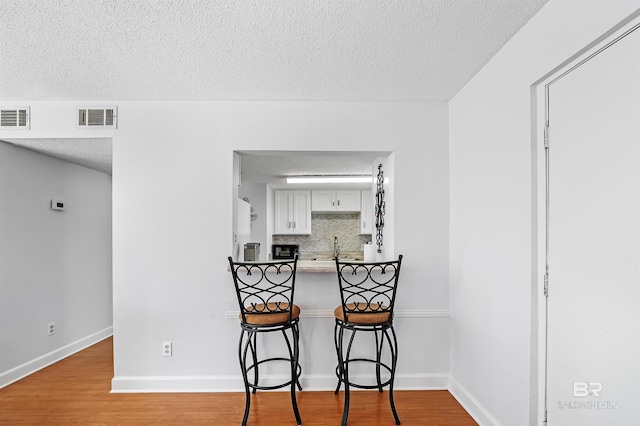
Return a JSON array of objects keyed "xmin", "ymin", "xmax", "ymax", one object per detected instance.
[
  {"xmin": 296, "ymin": 260, "xmax": 338, "ymax": 273},
  {"xmin": 296, "ymin": 257, "xmax": 373, "ymax": 273}
]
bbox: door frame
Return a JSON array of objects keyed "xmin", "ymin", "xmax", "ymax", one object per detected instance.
[{"xmin": 531, "ymin": 15, "xmax": 640, "ymax": 425}]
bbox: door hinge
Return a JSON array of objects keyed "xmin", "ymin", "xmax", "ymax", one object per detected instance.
[
  {"xmin": 544, "ymin": 124, "xmax": 550, "ymax": 148},
  {"xmin": 544, "ymin": 272, "xmax": 549, "ymax": 297}
]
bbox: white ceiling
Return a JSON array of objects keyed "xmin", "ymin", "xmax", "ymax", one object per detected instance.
[
  {"xmin": 1, "ymin": 138, "xmax": 113, "ymax": 174},
  {"xmin": 0, "ymin": 0, "xmax": 549, "ymax": 176},
  {"xmin": 239, "ymin": 151, "xmax": 387, "ymax": 189}
]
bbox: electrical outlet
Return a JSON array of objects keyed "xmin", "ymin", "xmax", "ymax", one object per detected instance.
[
  {"xmin": 48, "ymin": 322, "xmax": 55, "ymax": 336},
  {"xmin": 162, "ymin": 341, "xmax": 172, "ymax": 357}
]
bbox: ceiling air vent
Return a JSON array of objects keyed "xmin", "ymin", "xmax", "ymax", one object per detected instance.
[
  {"xmin": 77, "ymin": 106, "xmax": 117, "ymax": 128},
  {"xmin": 0, "ymin": 107, "xmax": 30, "ymax": 129}
]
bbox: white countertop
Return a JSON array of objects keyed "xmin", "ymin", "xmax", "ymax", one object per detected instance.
[
  {"xmin": 296, "ymin": 258, "xmax": 370, "ymax": 273},
  {"xmin": 296, "ymin": 260, "xmax": 337, "ymax": 273},
  {"xmin": 229, "ymin": 258, "xmax": 365, "ymax": 273}
]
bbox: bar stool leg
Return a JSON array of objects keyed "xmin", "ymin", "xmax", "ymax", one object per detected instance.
[
  {"xmin": 282, "ymin": 325, "xmax": 303, "ymax": 391},
  {"xmin": 334, "ymin": 320, "xmax": 343, "ymax": 394},
  {"xmin": 249, "ymin": 331, "xmax": 259, "ymax": 395},
  {"xmin": 290, "ymin": 325, "xmax": 302, "ymax": 425},
  {"xmin": 386, "ymin": 327, "xmax": 401, "ymax": 425},
  {"xmin": 375, "ymin": 329, "xmax": 384, "ymax": 392},
  {"xmin": 238, "ymin": 329, "xmax": 252, "ymax": 426},
  {"xmin": 293, "ymin": 322, "xmax": 303, "ymax": 391},
  {"xmin": 340, "ymin": 327, "xmax": 358, "ymax": 426}
]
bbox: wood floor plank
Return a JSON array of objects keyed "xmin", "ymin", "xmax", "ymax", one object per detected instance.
[{"xmin": 0, "ymin": 338, "xmax": 477, "ymax": 425}]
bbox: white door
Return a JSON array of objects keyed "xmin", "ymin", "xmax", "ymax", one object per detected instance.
[{"xmin": 545, "ymin": 26, "xmax": 640, "ymax": 425}]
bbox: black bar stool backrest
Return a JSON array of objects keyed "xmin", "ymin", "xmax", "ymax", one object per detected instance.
[
  {"xmin": 335, "ymin": 255, "xmax": 403, "ymax": 324},
  {"xmin": 228, "ymin": 255, "xmax": 298, "ymax": 325}
]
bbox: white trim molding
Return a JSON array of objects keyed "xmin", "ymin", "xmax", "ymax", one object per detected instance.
[
  {"xmin": 449, "ymin": 376, "xmax": 501, "ymax": 426},
  {"xmin": 225, "ymin": 309, "xmax": 450, "ymax": 319},
  {"xmin": 111, "ymin": 372, "xmax": 450, "ymax": 394},
  {"xmin": 0, "ymin": 326, "xmax": 113, "ymax": 390},
  {"xmin": 111, "ymin": 375, "xmax": 245, "ymax": 393}
]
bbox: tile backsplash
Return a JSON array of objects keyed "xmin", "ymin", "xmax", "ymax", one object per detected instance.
[{"xmin": 273, "ymin": 213, "xmax": 371, "ymax": 258}]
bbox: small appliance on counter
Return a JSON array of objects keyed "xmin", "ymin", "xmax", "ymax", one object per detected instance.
[
  {"xmin": 244, "ymin": 243, "xmax": 260, "ymax": 261},
  {"xmin": 363, "ymin": 242, "xmax": 376, "ymax": 261},
  {"xmin": 272, "ymin": 244, "xmax": 299, "ymax": 260}
]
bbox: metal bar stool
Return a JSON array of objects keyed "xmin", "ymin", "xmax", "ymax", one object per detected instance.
[
  {"xmin": 228, "ymin": 255, "xmax": 303, "ymax": 426},
  {"xmin": 333, "ymin": 255, "xmax": 403, "ymax": 426}
]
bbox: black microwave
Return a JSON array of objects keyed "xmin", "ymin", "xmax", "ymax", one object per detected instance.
[{"xmin": 272, "ymin": 244, "xmax": 299, "ymax": 260}]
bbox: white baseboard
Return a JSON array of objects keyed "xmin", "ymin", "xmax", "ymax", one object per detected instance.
[
  {"xmin": 111, "ymin": 375, "xmax": 245, "ymax": 393},
  {"xmin": 111, "ymin": 372, "xmax": 449, "ymax": 393},
  {"xmin": 0, "ymin": 326, "xmax": 113, "ymax": 390},
  {"xmin": 449, "ymin": 376, "xmax": 501, "ymax": 426},
  {"xmin": 394, "ymin": 373, "xmax": 449, "ymax": 390}
]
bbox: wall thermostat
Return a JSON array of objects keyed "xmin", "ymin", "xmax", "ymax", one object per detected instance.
[{"xmin": 51, "ymin": 199, "xmax": 65, "ymax": 211}]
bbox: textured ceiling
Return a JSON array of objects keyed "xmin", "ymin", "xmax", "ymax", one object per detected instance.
[
  {"xmin": 239, "ymin": 151, "xmax": 386, "ymax": 188},
  {"xmin": 1, "ymin": 138, "xmax": 113, "ymax": 174},
  {"xmin": 0, "ymin": 0, "xmax": 549, "ymax": 176},
  {"xmin": 0, "ymin": 0, "xmax": 548, "ymax": 102}
]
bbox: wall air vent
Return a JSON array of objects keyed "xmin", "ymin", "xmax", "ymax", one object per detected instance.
[
  {"xmin": 0, "ymin": 107, "xmax": 30, "ymax": 129},
  {"xmin": 77, "ymin": 106, "xmax": 117, "ymax": 128}
]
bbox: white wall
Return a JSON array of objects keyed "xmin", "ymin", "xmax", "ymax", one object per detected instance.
[
  {"xmin": 448, "ymin": 1, "xmax": 640, "ymax": 424},
  {"xmin": 0, "ymin": 142, "xmax": 113, "ymax": 388},
  {"xmin": 110, "ymin": 101, "xmax": 450, "ymax": 391}
]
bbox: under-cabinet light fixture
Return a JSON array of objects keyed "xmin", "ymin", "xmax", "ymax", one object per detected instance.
[{"xmin": 286, "ymin": 175, "xmax": 373, "ymax": 184}]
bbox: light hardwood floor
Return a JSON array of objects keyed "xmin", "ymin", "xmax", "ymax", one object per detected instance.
[{"xmin": 0, "ymin": 338, "xmax": 477, "ymax": 425}]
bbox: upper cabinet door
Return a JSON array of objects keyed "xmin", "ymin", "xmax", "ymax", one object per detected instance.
[
  {"xmin": 311, "ymin": 190, "xmax": 361, "ymax": 212},
  {"xmin": 335, "ymin": 191, "xmax": 361, "ymax": 211},
  {"xmin": 274, "ymin": 190, "xmax": 293, "ymax": 234},
  {"xmin": 274, "ymin": 190, "xmax": 311, "ymax": 235},
  {"xmin": 291, "ymin": 191, "xmax": 312, "ymax": 234},
  {"xmin": 311, "ymin": 190, "xmax": 336, "ymax": 211}
]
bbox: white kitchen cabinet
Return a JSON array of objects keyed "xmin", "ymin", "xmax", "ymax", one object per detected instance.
[
  {"xmin": 310, "ymin": 190, "xmax": 335, "ymax": 211},
  {"xmin": 337, "ymin": 191, "xmax": 361, "ymax": 211},
  {"xmin": 274, "ymin": 190, "xmax": 312, "ymax": 234},
  {"xmin": 360, "ymin": 190, "xmax": 374, "ymax": 234},
  {"xmin": 311, "ymin": 190, "xmax": 361, "ymax": 212}
]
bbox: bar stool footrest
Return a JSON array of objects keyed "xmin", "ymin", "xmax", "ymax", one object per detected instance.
[
  {"xmin": 335, "ymin": 358, "xmax": 393, "ymax": 389},
  {"xmin": 246, "ymin": 357, "xmax": 302, "ymax": 391}
]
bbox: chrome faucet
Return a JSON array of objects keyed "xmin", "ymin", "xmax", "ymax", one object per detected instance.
[{"xmin": 334, "ymin": 236, "xmax": 340, "ymax": 259}]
